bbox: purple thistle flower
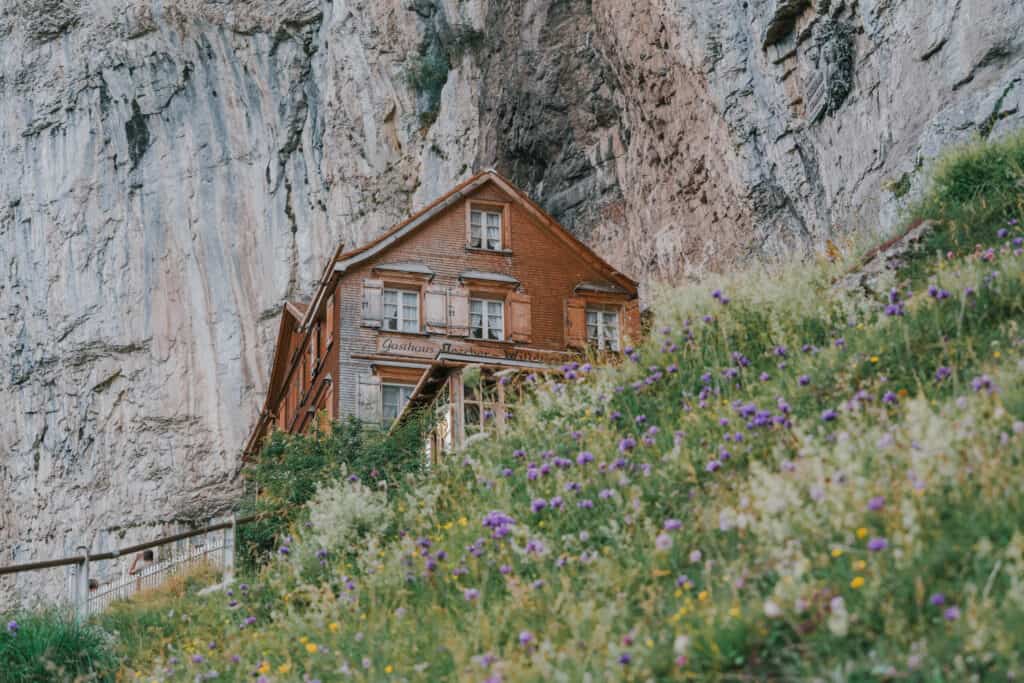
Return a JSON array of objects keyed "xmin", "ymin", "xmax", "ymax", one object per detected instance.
[
  {"xmin": 882, "ymin": 390, "xmax": 898, "ymax": 405},
  {"xmin": 519, "ymin": 631, "xmax": 533, "ymax": 645},
  {"xmin": 821, "ymin": 409, "xmax": 838, "ymax": 422},
  {"xmin": 759, "ymin": 372, "xmax": 771, "ymax": 382},
  {"xmin": 867, "ymin": 537, "xmax": 888, "ymax": 552},
  {"xmin": 500, "ymin": 564, "xmax": 512, "ymax": 575},
  {"xmin": 578, "ymin": 499, "xmax": 594, "ymax": 509},
  {"xmin": 513, "ymin": 449, "xmax": 526, "ymax": 458},
  {"xmin": 867, "ymin": 496, "xmax": 885, "ymax": 511},
  {"xmin": 943, "ymin": 606, "xmax": 961, "ymax": 621},
  {"xmin": 6, "ymin": 620, "xmax": 18, "ymax": 635},
  {"xmin": 463, "ymin": 588, "xmax": 480, "ymax": 601},
  {"xmin": 549, "ymin": 496, "xmax": 564, "ymax": 509},
  {"xmin": 618, "ymin": 437, "xmax": 637, "ymax": 453},
  {"xmin": 501, "ymin": 467, "xmax": 513, "ymax": 477},
  {"xmin": 997, "ymin": 227, "xmax": 1009, "ymax": 238},
  {"xmin": 799, "ymin": 375, "xmax": 811, "ymax": 386},
  {"xmin": 664, "ymin": 518, "xmax": 682, "ymax": 531},
  {"xmin": 705, "ymin": 460, "xmax": 722, "ymax": 472},
  {"xmin": 530, "ymin": 498, "xmax": 547, "ymax": 513},
  {"xmin": 774, "ymin": 345, "xmax": 788, "ymax": 357},
  {"xmin": 599, "ymin": 489, "xmax": 614, "ymax": 500},
  {"xmin": 242, "ymin": 616, "xmax": 256, "ymax": 627},
  {"xmin": 618, "ymin": 652, "xmax": 632, "ymax": 665},
  {"xmin": 929, "ymin": 593, "xmax": 946, "ymax": 606},
  {"xmin": 834, "ymin": 337, "xmax": 845, "ymax": 348},
  {"xmin": 577, "ymin": 451, "xmax": 594, "ymax": 466},
  {"xmin": 192, "ymin": 654, "xmax": 205, "ymax": 664},
  {"xmin": 278, "ymin": 545, "xmax": 290, "ymax": 555},
  {"xmin": 935, "ymin": 366, "xmax": 952, "ymax": 382},
  {"xmin": 971, "ymin": 375, "xmax": 995, "ymax": 393}
]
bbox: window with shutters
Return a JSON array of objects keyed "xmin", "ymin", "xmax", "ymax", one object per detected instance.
[
  {"xmin": 382, "ymin": 384, "xmax": 415, "ymax": 422},
  {"xmin": 469, "ymin": 209, "xmax": 502, "ymax": 250},
  {"xmin": 586, "ymin": 306, "xmax": 620, "ymax": 351},
  {"xmin": 383, "ymin": 289, "xmax": 420, "ymax": 333},
  {"xmin": 470, "ymin": 298, "xmax": 504, "ymax": 340}
]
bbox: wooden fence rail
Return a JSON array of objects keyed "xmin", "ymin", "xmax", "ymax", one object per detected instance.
[{"xmin": 0, "ymin": 513, "xmax": 261, "ymax": 617}]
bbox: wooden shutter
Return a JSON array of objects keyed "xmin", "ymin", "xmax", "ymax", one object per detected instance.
[
  {"xmin": 362, "ymin": 279, "xmax": 383, "ymax": 328},
  {"xmin": 449, "ymin": 286, "xmax": 470, "ymax": 337},
  {"xmin": 509, "ymin": 292, "xmax": 532, "ymax": 343},
  {"xmin": 623, "ymin": 298, "xmax": 641, "ymax": 343},
  {"xmin": 565, "ymin": 296, "xmax": 587, "ymax": 349},
  {"xmin": 357, "ymin": 375, "xmax": 382, "ymax": 424},
  {"xmin": 326, "ymin": 295, "xmax": 335, "ymax": 346},
  {"xmin": 424, "ymin": 285, "xmax": 448, "ymax": 334}
]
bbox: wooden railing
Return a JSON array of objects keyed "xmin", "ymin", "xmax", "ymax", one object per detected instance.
[{"xmin": 0, "ymin": 514, "xmax": 256, "ymax": 617}]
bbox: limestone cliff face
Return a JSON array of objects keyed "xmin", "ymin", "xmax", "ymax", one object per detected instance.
[{"xmin": 1, "ymin": 0, "xmax": 1022, "ymax": 604}]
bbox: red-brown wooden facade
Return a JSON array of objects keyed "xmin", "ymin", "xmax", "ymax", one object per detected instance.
[{"xmin": 243, "ymin": 171, "xmax": 640, "ymax": 459}]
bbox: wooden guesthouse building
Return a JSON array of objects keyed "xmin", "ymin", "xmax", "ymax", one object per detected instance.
[{"xmin": 243, "ymin": 171, "xmax": 640, "ymax": 459}]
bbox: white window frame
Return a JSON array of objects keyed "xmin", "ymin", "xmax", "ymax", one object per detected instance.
[
  {"xmin": 382, "ymin": 288, "xmax": 420, "ymax": 333},
  {"xmin": 470, "ymin": 298, "xmax": 505, "ymax": 341},
  {"xmin": 470, "ymin": 209, "xmax": 503, "ymax": 251},
  {"xmin": 381, "ymin": 383, "xmax": 415, "ymax": 422},
  {"xmin": 586, "ymin": 306, "xmax": 620, "ymax": 351}
]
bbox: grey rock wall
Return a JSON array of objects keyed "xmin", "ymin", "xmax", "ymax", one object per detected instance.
[{"xmin": 2, "ymin": 0, "xmax": 1022, "ymax": 605}]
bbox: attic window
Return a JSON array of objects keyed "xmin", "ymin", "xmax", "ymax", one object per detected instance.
[{"xmin": 470, "ymin": 209, "xmax": 502, "ymax": 251}]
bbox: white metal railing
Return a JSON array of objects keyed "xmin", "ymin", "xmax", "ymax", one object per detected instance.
[
  {"xmin": 0, "ymin": 515, "xmax": 239, "ymax": 618},
  {"xmin": 84, "ymin": 532, "xmax": 233, "ymax": 615}
]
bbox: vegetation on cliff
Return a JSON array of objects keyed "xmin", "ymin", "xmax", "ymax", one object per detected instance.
[{"xmin": 3, "ymin": 132, "xmax": 1024, "ymax": 682}]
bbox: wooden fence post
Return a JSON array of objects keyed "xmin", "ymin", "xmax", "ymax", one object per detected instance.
[
  {"xmin": 223, "ymin": 514, "xmax": 236, "ymax": 582},
  {"xmin": 74, "ymin": 545, "xmax": 90, "ymax": 620}
]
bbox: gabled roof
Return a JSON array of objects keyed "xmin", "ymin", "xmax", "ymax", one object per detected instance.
[{"xmin": 299, "ymin": 170, "xmax": 637, "ymax": 330}]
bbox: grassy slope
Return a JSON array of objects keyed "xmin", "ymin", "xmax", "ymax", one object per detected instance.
[{"xmin": 4, "ymin": 133, "xmax": 1024, "ymax": 683}]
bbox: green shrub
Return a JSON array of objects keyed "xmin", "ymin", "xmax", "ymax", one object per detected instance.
[
  {"xmin": 236, "ymin": 415, "xmax": 429, "ymax": 572},
  {"xmin": 904, "ymin": 129, "xmax": 1024, "ymax": 279},
  {"xmin": 0, "ymin": 609, "xmax": 117, "ymax": 683}
]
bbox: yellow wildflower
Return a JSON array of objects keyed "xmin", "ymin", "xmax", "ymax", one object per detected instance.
[
  {"xmin": 645, "ymin": 638, "xmax": 654, "ymax": 648},
  {"xmin": 257, "ymin": 662, "xmax": 270, "ymax": 674},
  {"xmin": 831, "ymin": 548, "xmax": 843, "ymax": 558},
  {"xmin": 994, "ymin": 351, "xmax": 1002, "ymax": 358},
  {"xmin": 305, "ymin": 643, "xmax": 318, "ymax": 654},
  {"xmin": 856, "ymin": 527, "xmax": 869, "ymax": 539},
  {"xmin": 674, "ymin": 589, "xmax": 683, "ymax": 597},
  {"xmin": 385, "ymin": 664, "xmax": 394, "ymax": 673},
  {"xmin": 851, "ymin": 576, "xmax": 865, "ymax": 589},
  {"xmin": 870, "ymin": 356, "xmax": 879, "ymax": 364},
  {"xmin": 458, "ymin": 516, "xmax": 468, "ymax": 527},
  {"xmin": 278, "ymin": 663, "xmax": 292, "ymax": 674},
  {"xmin": 328, "ymin": 622, "xmax": 340, "ymax": 633},
  {"xmin": 698, "ymin": 591, "xmax": 709, "ymax": 602},
  {"xmin": 728, "ymin": 606, "xmax": 741, "ymax": 618},
  {"xmin": 299, "ymin": 636, "xmax": 308, "ymax": 644},
  {"xmin": 853, "ymin": 560, "xmax": 866, "ymax": 571}
]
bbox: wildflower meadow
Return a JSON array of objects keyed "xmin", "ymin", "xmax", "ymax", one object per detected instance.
[{"xmin": 4, "ymin": 134, "xmax": 1024, "ymax": 682}]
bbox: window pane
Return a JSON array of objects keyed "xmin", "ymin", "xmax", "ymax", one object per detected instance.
[
  {"xmin": 464, "ymin": 403, "xmax": 481, "ymax": 434},
  {"xmin": 586, "ymin": 311, "xmax": 597, "ymax": 325},
  {"xmin": 486, "ymin": 212, "xmax": 500, "ymax": 227},
  {"xmin": 470, "ymin": 300, "xmax": 482, "ymax": 315}
]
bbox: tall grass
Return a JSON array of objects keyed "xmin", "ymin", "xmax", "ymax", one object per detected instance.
[
  {"xmin": 0, "ymin": 609, "xmax": 117, "ymax": 683},
  {"xmin": 101, "ymin": 132, "xmax": 1024, "ymax": 682}
]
